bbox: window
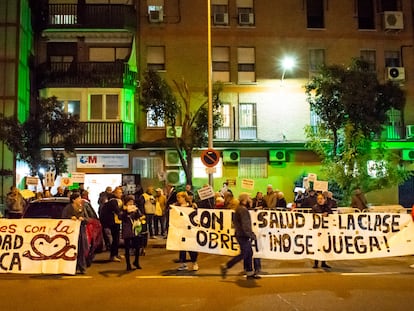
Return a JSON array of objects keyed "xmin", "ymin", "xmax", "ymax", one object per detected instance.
[
  {"xmin": 380, "ymin": 0, "xmax": 400, "ymax": 11},
  {"xmin": 212, "ymin": 47, "xmax": 230, "ymax": 82},
  {"xmin": 146, "ymin": 109, "xmax": 165, "ymax": 128},
  {"xmin": 309, "ymin": 49, "xmax": 325, "ymax": 71},
  {"xmin": 89, "ymin": 47, "xmax": 130, "ymax": 62},
  {"xmin": 237, "ymin": 0, "xmax": 254, "ymax": 26},
  {"xmin": 58, "ymin": 100, "xmax": 80, "ymax": 117},
  {"xmin": 357, "ymin": 0, "xmax": 375, "ymax": 29},
  {"xmin": 239, "ymin": 103, "xmax": 257, "ymax": 140},
  {"xmin": 307, "ymin": 0, "xmax": 324, "ymax": 28},
  {"xmin": 193, "ymin": 157, "xmax": 223, "ymax": 178},
  {"xmin": 148, "ymin": 0, "xmax": 164, "ymax": 23},
  {"xmin": 360, "ymin": 50, "xmax": 376, "ymax": 71},
  {"xmin": 133, "ymin": 157, "xmax": 163, "ymax": 179},
  {"xmin": 215, "ymin": 103, "xmax": 232, "ymax": 140},
  {"xmin": 237, "ymin": 47, "xmax": 255, "ymax": 83},
  {"xmin": 384, "ymin": 51, "xmax": 400, "ymax": 67},
  {"xmin": 384, "ymin": 108, "xmax": 402, "ymax": 140},
  {"xmin": 49, "ymin": 5, "xmax": 77, "ymax": 25},
  {"xmin": 239, "ymin": 157, "xmax": 267, "ymax": 178},
  {"xmin": 90, "ymin": 94, "xmax": 119, "ymax": 120},
  {"xmin": 147, "ymin": 46, "xmax": 165, "ymax": 71},
  {"xmin": 212, "ymin": 0, "xmax": 229, "ymax": 25}
]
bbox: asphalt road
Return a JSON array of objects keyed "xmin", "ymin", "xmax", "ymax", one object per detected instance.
[{"xmin": 0, "ymin": 238, "xmax": 413, "ymax": 311}]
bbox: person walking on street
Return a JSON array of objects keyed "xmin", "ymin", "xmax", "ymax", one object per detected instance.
[{"xmin": 220, "ymin": 193, "xmax": 260, "ymax": 279}]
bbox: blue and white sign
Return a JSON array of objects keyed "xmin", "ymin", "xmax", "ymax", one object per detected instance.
[{"xmin": 77, "ymin": 154, "xmax": 129, "ymax": 168}]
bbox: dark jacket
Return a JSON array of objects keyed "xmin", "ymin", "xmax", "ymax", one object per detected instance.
[
  {"xmin": 312, "ymin": 202, "xmax": 333, "ymax": 214},
  {"xmin": 100, "ymin": 197, "xmax": 122, "ymax": 228},
  {"xmin": 233, "ymin": 204, "xmax": 255, "ymax": 239}
]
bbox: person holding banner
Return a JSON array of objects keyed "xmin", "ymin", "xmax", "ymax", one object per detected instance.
[
  {"xmin": 176, "ymin": 191, "xmax": 199, "ymax": 271},
  {"xmin": 62, "ymin": 192, "xmax": 89, "ymax": 274},
  {"xmin": 220, "ymin": 193, "xmax": 260, "ymax": 280},
  {"xmin": 312, "ymin": 194, "xmax": 333, "ymax": 269}
]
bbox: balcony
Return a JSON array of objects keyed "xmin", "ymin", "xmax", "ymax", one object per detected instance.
[
  {"xmin": 37, "ymin": 4, "xmax": 136, "ymax": 30},
  {"xmin": 41, "ymin": 121, "xmax": 136, "ymax": 148},
  {"xmin": 37, "ymin": 61, "xmax": 137, "ymax": 89}
]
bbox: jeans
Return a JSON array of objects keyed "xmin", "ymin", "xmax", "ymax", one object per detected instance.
[{"xmin": 226, "ymin": 236, "xmax": 253, "ymax": 273}]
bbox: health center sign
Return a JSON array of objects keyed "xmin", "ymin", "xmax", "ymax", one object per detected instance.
[
  {"xmin": 0, "ymin": 219, "xmax": 81, "ymax": 274},
  {"xmin": 167, "ymin": 206, "xmax": 414, "ymax": 261},
  {"xmin": 77, "ymin": 154, "xmax": 129, "ymax": 168}
]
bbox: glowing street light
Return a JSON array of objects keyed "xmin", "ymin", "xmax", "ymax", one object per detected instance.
[{"xmin": 281, "ymin": 56, "xmax": 296, "ymax": 81}]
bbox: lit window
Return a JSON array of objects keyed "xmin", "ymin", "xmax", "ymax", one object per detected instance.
[
  {"xmin": 239, "ymin": 103, "xmax": 257, "ymax": 140},
  {"xmin": 239, "ymin": 157, "xmax": 267, "ymax": 178},
  {"xmin": 146, "ymin": 109, "xmax": 165, "ymax": 128},
  {"xmin": 133, "ymin": 157, "xmax": 163, "ymax": 179},
  {"xmin": 193, "ymin": 157, "xmax": 223, "ymax": 178}
]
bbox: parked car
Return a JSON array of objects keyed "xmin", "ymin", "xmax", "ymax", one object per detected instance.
[{"xmin": 23, "ymin": 197, "xmax": 104, "ymax": 265}]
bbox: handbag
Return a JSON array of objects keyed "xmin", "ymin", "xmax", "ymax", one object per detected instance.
[{"xmin": 131, "ymin": 217, "xmax": 142, "ymax": 236}]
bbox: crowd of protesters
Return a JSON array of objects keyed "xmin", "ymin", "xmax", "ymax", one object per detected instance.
[{"xmin": 6, "ymin": 181, "xmax": 392, "ymax": 276}]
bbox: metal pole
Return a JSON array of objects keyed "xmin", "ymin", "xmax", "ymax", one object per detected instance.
[{"xmin": 207, "ymin": 0, "xmax": 214, "ymax": 188}]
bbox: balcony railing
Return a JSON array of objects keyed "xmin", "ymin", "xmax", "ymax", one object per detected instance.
[
  {"xmin": 37, "ymin": 61, "xmax": 137, "ymax": 89},
  {"xmin": 38, "ymin": 4, "xmax": 136, "ymax": 30},
  {"xmin": 41, "ymin": 121, "xmax": 136, "ymax": 148}
]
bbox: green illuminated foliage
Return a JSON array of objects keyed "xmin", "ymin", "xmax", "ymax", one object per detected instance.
[
  {"xmin": 305, "ymin": 59, "xmax": 409, "ymax": 204},
  {"xmin": 0, "ymin": 96, "xmax": 85, "ymax": 187}
]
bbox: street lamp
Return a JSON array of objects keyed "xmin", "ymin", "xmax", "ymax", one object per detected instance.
[{"xmin": 281, "ymin": 56, "xmax": 296, "ymax": 81}]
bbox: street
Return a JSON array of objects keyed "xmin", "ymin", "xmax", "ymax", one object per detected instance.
[{"xmin": 0, "ymin": 239, "xmax": 413, "ymax": 311}]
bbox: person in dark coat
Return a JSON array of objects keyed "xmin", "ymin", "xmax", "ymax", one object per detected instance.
[
  {"xmin": 100, "ymin": 187, "xmax": 123, "ymax": 262},
  {"xmin": 220, "ymin": 193, "xmax": 260, "ymax": 279},
  {"xmin": 312, "ymin": 194, "xmax": 333, "ymax": 269},
  {"xmin": 121, "ymin": 195, "xmax": 146, "ymax": 270},
  {"xmin": 62, "ymin": 192, "xmax": 89, "ymax": 274}
]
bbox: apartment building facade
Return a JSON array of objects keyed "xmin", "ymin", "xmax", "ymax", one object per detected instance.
[
  {"xmin": 136, "ymin": 0, "xmax": 414, "ymax": 205},
  {"xmin": 2, "ymin": 0, "xmax": 414, "ymax": 210}
]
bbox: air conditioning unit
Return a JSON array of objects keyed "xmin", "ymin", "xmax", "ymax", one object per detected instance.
[
  {"xmin": 406, "ymin": 125, "xmax": 414, "ymax": 139},
  {"xmin": 166, "ymin": 170, "xmax": 184, "ymax": 185},
  {"xmin": 269, "ymin": 150, "xmax": 286, "ymax": 162},
  {"xmin": 166, "ymin": 126, "xmax": 182, "ymax": 138},
  {"xmin": 149, "ymin": 9, "xmax": 163, "ymax": 23},
  {"xmin": 214, "ymin": 12, "xmax": 229, "ymax": 25},
  {"xmin": 386, "ymin": 67, "xmax": 405, "ymax": 81},
  {"xmin": 165, "ymin": 150, "xmax": 181, "ymax": 166},
  {"xmin": 239, "ymin": 13, "xmax": 254, "ymax": 25},
  {"xmin": 402, "ymin": 149, "xmax": 414, "ymax": 161},
  {"xmin": 383, "ymin": 11, "xmax": 403, "ymax": 30},
  {"xmin": 223, "ymin": 150, "xmax": 240, "ymax": 163}
]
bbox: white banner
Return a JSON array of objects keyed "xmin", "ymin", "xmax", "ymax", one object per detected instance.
[
  {"xmin": 166, "ymin": 206, "xmax": 414, "ymax": 260},
  {"xmin": 0, "ymin": 219, "xmax": 81, "ymax": 274}
]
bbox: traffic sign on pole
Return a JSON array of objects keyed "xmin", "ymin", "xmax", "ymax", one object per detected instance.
[{"xmin": 200, "ymin": 149, "xmax": 220, "ymax": 167}]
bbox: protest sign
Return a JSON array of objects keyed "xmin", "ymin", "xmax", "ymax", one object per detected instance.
[
  {"xmin": 167, "ymin": 206, "xmax": 414, "ymax": 261},
  {"xmin": 0, "ymin": 219, "xmax": 81, "ymax": 274}
]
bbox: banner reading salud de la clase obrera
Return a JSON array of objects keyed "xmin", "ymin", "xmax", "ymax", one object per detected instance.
[
  {"xmin": 0, "ymin": 219, "xmax": 81, "ymax": 274},
  {"xmin": 166, "ymin": 206, "xmax": 414, "ymax": 261}
]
